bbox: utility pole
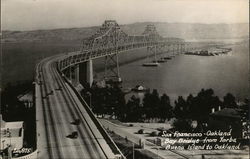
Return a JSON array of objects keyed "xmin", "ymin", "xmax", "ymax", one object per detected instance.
[
  {"xmin": 132, "ymin": 143, "xmax": 134, "ymax": 159},
  {"xmin": 157, "ymin": 147, "xmax": 159, "ymax": 159},
  {"xmin": 7, "ymin": 128, "xmax": 11, "ymax": 147}
]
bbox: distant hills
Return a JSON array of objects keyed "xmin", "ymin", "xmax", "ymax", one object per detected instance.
[
  {"xmin": 2, "ymin": 22, "xmax": 249, "ymax": 42},
  {"xmin": 123, "ymin": 22, "xmax": 249, "ymax": 39}
]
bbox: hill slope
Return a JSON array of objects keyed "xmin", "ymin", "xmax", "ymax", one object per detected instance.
[{"xmin": 2, "ymin": 22, "xmax": 249, "ymax": 42}]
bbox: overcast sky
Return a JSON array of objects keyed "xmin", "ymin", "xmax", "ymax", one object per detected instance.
[{"xmin": 2, "ymin": 0, "xmax": 249, "ymax": 31}]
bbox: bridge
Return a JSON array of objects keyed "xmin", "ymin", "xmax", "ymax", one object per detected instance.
[
  {"xmin": 35, "ymin": 20, "xmax": 201, "ymax": 159},
  {"xmin": 56, "ymin": 20, "xmax": 192, "ymax": 86}
]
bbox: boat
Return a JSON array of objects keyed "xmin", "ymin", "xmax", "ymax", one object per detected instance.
[
  {"xmin": 158, "ymin": 59, "xmax": 165, "ymax": 63},
  {"xmin": 143, "ymin": 62, "xmax": 159, "ymax": 66},
  {"xmin": 152, "ymin": 59, "xmax": 165, "ymax": 63},
  {"xmin": 163, "ymin": 57, "xmax": 171, "ymax": 60},
  {"xmin": 143, "ymin": 47, "xmax": 159, "ymax": 67},
  {"xmin": 185, "ymin": 50, "xmax": 214, "ymax": 56},
  {"xmin": 159, "ymin": 58, "xmax": 168, "ymax": 62}
]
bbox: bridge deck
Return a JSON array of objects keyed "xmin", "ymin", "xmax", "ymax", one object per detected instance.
[{"xmin": 36, "ymin": 57, "xmax": 115, "ymax": 159}]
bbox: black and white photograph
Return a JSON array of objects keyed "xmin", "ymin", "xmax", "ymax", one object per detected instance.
[{"xmin": 1, "ymin": 0, "xmax": 249, "ymax": 158}]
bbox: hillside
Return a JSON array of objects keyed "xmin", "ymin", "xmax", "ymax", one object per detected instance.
[
  {"xmin": 122, "ymin": 22, "xmax": 249, "ymax": 39},
  {"xmin": 2, "ymin": 22, "xmax": 249, "ymax": 42}
]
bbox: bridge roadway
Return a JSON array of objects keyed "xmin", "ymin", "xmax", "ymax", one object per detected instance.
[{"xmin": 35, "ymin": 54, "xmax": 116, "ymax": 159}]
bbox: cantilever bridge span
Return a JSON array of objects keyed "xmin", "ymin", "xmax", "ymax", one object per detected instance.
[
  {"xmin": 57, "ymin": 20, "xmax": 188, "ymax": 86},
  {"xmin": 35, "ymin": 20, "xmax": 195, "ymax": 159}
]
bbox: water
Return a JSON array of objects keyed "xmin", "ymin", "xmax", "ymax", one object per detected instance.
[
  {"xmin": 2, "ymin": 42, "xmax": 249, "ymax": 103},
  {"xmin": 118, "ymin": 43, "xmax": 249, "ymax": 102}
]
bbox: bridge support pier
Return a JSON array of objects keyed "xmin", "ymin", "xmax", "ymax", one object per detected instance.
[
  {"xmin": 79, "ymin": 59, "xmax": 93, "ymax": 87},
  {"xmin": 73, "ymin": 64, "xmax": 80, "ymax": 86},
  {"xmin": 88, "ymin": 59, "xmax": 93, "ymax": 86}
]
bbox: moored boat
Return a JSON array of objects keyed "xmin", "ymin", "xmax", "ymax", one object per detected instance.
[
  {"xmin": 142, "ymin": 62, "xmax": 159, "ymax": 66},
  {"xmin": 152, "ymin": 59, "xmax": 165, "ymax": 63},
  {"xmin": 163, "ymin": 57, "xmax": 172, "ymax": 60}
]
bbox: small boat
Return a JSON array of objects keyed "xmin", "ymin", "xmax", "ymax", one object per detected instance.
[
  {"xmin": 163, "ymin": 57, "xmax": 171, "ymax": 60},
  {"xmin": 152, "ymin": 59, "xmax": 165, "ymax": 63},
  {"xmin": 158, "ymin": 59, "xmax": 165, "ymax": 63},
  {"xmin": 143, "ymin": 47, "xmax": 159, "ymax": 67},
  {"xmin": 143, "ymin": 62, "xmax": 159, "ymax": 67}
]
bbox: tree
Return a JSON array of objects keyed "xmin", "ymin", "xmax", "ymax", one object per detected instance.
[
  {"xmin": 240, "ymin": 98, "xmax": 249, "ymax": 119},
  {"xmin": 186, "ymin": 94, "xmax": 194, "ymax": 119},
  {"xmin": 142, "ymin": 89, "xmax": 161, "ymax": 121},
  {"xmin": 89, "ymin": 84, "xmax": 126, "ymax": 118},
  {"xmin": 91, "ymin": 87, "xmax": 106, "ymax": 117},
  {"xmin": 159, "ymin": 94, "xmax": 173, "ymax": 121},
  {"xmin": 187, "ymin": 89, "xmax": 222, "ymax": 125},
  {"xmin": 174, "ymin": 96, "xmax": 187, "ymax": 119},
  {"xmin": 223, "ymin": 93, "xmax": 237, "ymax": 108},
  {"xmin": 114, "ymin": 86, "xmax": 126, "ymax": 120},
  {"xmin": 151, "ymin": 89, "xmax": 161, "ymax": 119},
  {"xmin": 211, "ymin": 96, "xmax": 222, "ymax": 111},
  {"xmin": 193, "ymin": 89, "xmax": 215, "ymax": 123},
  {"xmin": 125, "ymin": 95, "xmax": 142, "ymax": 122},
  {"xmin": 142, "ymin": 91, "xmax": 152, "ymax": 120}
]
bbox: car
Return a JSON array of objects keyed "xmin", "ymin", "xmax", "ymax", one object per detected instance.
[
  {"xmin": 74, "ymin": 119, "xmax": 81, "ymax": 125},
  {"xmin": 71, "ymin": 131, "xmax": 78, "ymax": 138}
]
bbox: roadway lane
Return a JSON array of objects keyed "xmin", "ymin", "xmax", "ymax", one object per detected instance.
[{"xmin": 36, "ymin": 56, "xmax": 116, "ymax": 159}]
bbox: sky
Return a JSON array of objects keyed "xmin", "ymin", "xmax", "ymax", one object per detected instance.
[{"xmin": 2, "ymin": 0, "xmax": 249, "ymax": 31}]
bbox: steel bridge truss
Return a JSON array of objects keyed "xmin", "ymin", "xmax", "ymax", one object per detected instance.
[{"xmin": 57, "ymin": 20, "xmax": 186, "ymax": 84}]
